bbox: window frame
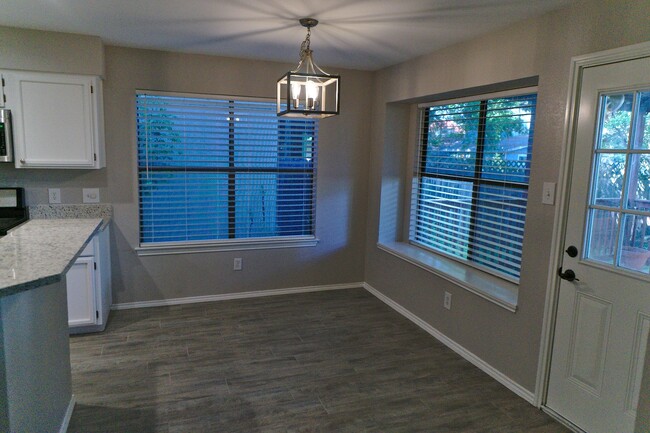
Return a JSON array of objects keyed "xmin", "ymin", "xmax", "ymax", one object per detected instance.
[
  {"xmin": 134, "ymin": 90, "xmax": 320, "ymax": 256},
  {"xmin": 408, "ymin": 89, "xmax": 537, "ymax": 283}
]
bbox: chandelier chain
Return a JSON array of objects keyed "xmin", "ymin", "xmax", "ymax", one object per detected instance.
[{"xmin": 299, "ymin": 27, "xmax": 311, "ymax": 61}]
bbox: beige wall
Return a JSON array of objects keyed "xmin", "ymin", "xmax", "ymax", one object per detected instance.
[
  {"xmin": 365, "ymin": 0, "xmax": 650, "ymax": 394},
  {"xmin": 102, "ymin": 46, "xmax": 372, "ymax": 303},
  {"xmin": 0, "ymin": 25, "xmax": 104, "ymax": 76}
]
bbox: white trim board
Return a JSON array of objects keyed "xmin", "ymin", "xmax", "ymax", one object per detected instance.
[
  {"xmin": 363, "ymin": 282, "xmax": 536, "ymax": 405},
  {"xmin": 112, "ymin": 282, "xmax": 364, "ymax": 310},
  {"xmin": 59, "ymin": 395, "xmax": 75, "ymax": 433}
]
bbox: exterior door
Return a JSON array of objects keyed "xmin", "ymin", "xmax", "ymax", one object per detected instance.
[{"xmin": 546, "ymin": 55, "xmax": 650, "ymax": 433}]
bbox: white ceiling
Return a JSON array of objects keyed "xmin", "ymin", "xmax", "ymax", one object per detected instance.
[{"xmin": 1, "ymin": 0, "xmax": 571, "ymax": 71}]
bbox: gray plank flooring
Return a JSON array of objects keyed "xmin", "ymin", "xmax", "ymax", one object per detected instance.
[{"xmin": 68, "ymin": 288, "xmax": 570, "ymax": 432}]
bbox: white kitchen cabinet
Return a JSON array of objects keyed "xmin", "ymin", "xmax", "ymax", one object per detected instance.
[
  {"xmin": 1, "ymin": 70, "xmax": 105, "ymax": 169},
  {"xmin": 66, "ymin": 225, "xmax": 111, "ymax": 334},
  {"xmin": 66, "ymin": 256, "xmax": 96, "ymax": 327}
]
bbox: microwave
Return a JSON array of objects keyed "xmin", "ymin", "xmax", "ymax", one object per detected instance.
[{"xmin": 0, "ymin": 108, "xmax": 14, "ymax": 163}]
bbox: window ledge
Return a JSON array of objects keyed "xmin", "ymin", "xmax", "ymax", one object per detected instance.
[
  {"xmin": 136, "ymin": 236, "xmax": 319, "ymax": 257},
  {"xmin": 376, "ymin": 241, "xmax": 518, "ymax": 312}
]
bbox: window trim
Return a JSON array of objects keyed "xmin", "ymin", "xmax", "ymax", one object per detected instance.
[
  {"xmin": 134, "ymin": 90, "xmax": 319, "ymax": 254},
  {"xmin": 136, "ymin": 235, "xmax": 319, "ymax": 257},
  {"xmin": 406, "ymin": 87, "xmax": 538, "ymax": 285}
]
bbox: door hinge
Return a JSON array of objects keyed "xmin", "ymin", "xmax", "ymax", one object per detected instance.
[
  {"xmin": 1, "ymin": 78, "xmax": 4, "ymax": 87},
  {"xmin": 94, "ymin": 262, "xmax": 97, "ymax": 270}
]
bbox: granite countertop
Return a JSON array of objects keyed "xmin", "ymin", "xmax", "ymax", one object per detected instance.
[{"xmin": 0, "ymin": 218, "xmax": 105, "ymax": 297}]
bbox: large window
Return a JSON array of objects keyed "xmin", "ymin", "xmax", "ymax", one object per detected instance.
[
  {"xmin": 136, "ymin": 92, "xmax": 318, "ymax": 247},
  {"xmin": 410, "ymin": 93, "xmax": 537, "ymax": 281}
]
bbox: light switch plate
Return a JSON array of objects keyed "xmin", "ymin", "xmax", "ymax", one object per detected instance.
[
  {"xmin": 82, "ymin": 188, "xmax": 100, "ymax": 203},
  {"xmin": 542, "ymin": 182, "xmax": 556, "ymax": 205}
]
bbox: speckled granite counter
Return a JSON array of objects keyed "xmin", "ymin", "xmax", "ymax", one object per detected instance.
[
  {"xmin": 29, "ymin": 203, "xmax": 113, "ymax": 219},
  {"xmin": 0, "ymin": 218, "xmax": 105, "ymax": 297}
]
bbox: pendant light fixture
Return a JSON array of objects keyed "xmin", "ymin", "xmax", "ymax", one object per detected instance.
[{"xmin": 277, "ymin": 18, "xmax": 340, "ymax": 118}]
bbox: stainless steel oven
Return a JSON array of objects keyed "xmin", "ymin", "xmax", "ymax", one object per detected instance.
[{"xmin": 0, "ymin": 109, "xmax": 14, "ymax": 163}]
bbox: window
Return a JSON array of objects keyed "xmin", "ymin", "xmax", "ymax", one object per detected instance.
[
  {"xmin": 586, "ymin": 90, "xmax": 650, "ymax": 273},
  {"xmin": 136, "ymin": 92, "xmax": 318, "ymax": 248},
  {"xmin": 410, "ymin": 93, "xmax": 537, "ymax": 281}
]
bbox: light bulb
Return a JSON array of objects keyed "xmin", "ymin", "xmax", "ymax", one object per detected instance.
[
  {"xmin": 306, "ymin": 80, "xmax": 319, "ymax": 110},
  {"xmin": 306, "ymin": 80, "xmax": 319, "ymax": 100},
  {"xmin": 291, "ymin": 82, "xmax": 302, "ymax": 100}
]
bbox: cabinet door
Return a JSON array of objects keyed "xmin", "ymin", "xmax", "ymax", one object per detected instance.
[
  {"xmin": 66, "ymin": 256, "xmax": 97, "ymax": 327},
  {"xmin": 4, "ymin": 71, "xmax": 103, "ymax": 168}
]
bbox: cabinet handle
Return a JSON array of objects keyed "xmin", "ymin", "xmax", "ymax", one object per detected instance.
[{"xmin": 19, "ymin": 159, "xmax": 25, "ymax": 164}]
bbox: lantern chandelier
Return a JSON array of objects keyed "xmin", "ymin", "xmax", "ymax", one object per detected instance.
[{"xmin": 277, "ymin": 18, "xmax": 340, "ymax": 118}]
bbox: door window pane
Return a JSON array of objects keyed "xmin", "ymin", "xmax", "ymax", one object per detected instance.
[
  {"xmin": 586, "ymin": 209, "xmax": 619, "ymax": 265},
  {"xmin": 593, "ymin": 153, "xmax": 626, "ymax": 206},
  {"xmin": 598, "ymin": 93, "xmax": 632, "ymax": 150},
  {"xmin": 619, "ymin": 213, "xmax": 650, "ymax": 272},
  {"xmin": 627, "ymin": 154, "xmax": 650, "ymax": 208}
]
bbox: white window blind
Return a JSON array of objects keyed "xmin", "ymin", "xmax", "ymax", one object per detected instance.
[
  {"xmin": 136, "ymin": 92, "xmax": 318, "ymax": 245},
  {"xmin": 410, "ymin": 93, "xmax": 537, "ymax": 281}
]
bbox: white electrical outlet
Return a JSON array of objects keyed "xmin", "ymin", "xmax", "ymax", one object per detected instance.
[
  {"xmin": 48, "ymin": 188, "xmax": 61, "ymax": 204},
  {"xmin": 444, "ymin": 292, "xmax": 452, "ymax": 310},
  {"xmin": 83, "ymin": 188, "xmax": 100, "ymax": 203},
  {"xmin": 233, "ymin": 258, "xmax": 242, "ymax": 271}
]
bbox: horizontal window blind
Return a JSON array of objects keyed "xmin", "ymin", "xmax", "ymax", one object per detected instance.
[
  {"xmin": 137, "ymin": 93, "xmax": 318, "ymax": 245},
  {"xmin": 410, "ymin": 93, "xmax": 537, "ymax": 281}
]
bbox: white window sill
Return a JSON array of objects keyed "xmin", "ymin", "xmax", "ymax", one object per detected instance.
[
  {"xmin": 136, "ymin": 236, "xmax": 319, "ymax": 256},
  {"xmin": 377, "ymin": 241, "xmax": 518, "ymax": 312}
]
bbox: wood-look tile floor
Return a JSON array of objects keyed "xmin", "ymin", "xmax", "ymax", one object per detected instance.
[{"xmin": 68, "ymin": 288, "xmax": 570, "ymax": 433}]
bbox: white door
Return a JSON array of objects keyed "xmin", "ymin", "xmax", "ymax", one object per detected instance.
[
  {"xmin": 546, "ymin": 56, "xmax": 650, "ymax": 433},
  {"xmin": 66, "ymin": 256, "xmax": 97, "ymax": 327}
]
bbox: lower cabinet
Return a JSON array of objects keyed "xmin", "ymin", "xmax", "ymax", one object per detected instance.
[{"xmin": 66, "ymin": 225, "xmax": 111, "ymax": 334}]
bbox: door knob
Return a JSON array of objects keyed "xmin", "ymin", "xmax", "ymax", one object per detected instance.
[
  {"xmin": 565, "ymin": 246, "xmax": 578, "ymax": 257},
  {"xmin": 558, "ymin": 267, "xmax": 579, "ymax": 281}
]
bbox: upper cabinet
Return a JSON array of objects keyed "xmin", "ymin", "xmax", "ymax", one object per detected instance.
[{"xmin": 2, "ymin": 70, "xmax": 105, "ymax": 169}]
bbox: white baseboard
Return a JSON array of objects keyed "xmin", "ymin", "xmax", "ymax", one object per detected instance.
[
  {"xmin": 59, "ymin": 394, "xmax": 76, "ymax": 433},
  {"xmin": 112, "ymin": 282, "xmax": 365, "ymax": 310},
  {"xmin": 363, "ymin": 282, "xmax": 536, "ymax": 405}
]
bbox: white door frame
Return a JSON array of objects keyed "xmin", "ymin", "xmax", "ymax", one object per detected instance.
[{"xmin": 535, "ymin": 40, "xmax": 650, "ymax": 416}]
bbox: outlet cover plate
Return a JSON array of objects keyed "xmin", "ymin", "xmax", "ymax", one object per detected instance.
[{"xmin": 48, "ymin": 188, "xmax": 61, "ymax": 204}]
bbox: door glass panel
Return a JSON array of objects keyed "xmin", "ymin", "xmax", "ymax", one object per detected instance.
[
  {"xmin": 593, "ymin": 153, "xmax": 626, "ymax": 206},
  {"xmin": 587, "ymin": 209, "xmax": 619, "ymax": 265},
  {"xmin": 632, "ymin": 91, "xmax": 650, "ymax": 150},
  {"xmin": 619, "ymin": 213, "xmax": 650, "ymax": 273},
  {"xmin": 586, "ymin": 89, "xmax": 650, "ymax": 275},
  {"xmin": 598, "ymin": 93, "xmax": 633, "ymax": 150},
  {"xmin": 627, "ymin": 154, "xmax": 650, "ymax": 208}
]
